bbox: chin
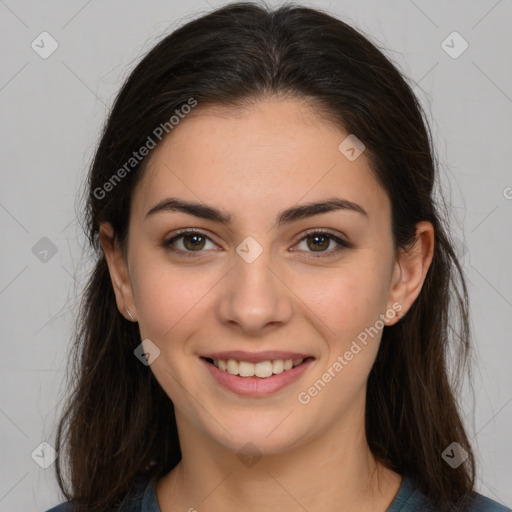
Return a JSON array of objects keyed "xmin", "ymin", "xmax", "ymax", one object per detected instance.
[{"xmin": 202, "ymin": 410, "xmax": 308, "ymax": 457}]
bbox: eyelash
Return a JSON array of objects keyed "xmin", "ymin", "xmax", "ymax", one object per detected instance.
[{"xmin": 162, "ymin": 228, "xmax": 353, "ymax": 259}]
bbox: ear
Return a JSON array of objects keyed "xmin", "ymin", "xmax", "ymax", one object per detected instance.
[
  {"xmin": 384, "ymin": 221, "xmax": 435, "ymax": 326},
  {"xmin": 99, "ymin": 222, "xmax": 137, "ymax": 322}
]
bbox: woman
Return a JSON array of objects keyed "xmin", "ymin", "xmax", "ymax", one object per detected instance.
[{"xmin": 45, "ymin": 2, "xmax": 509, "ymax": 511}]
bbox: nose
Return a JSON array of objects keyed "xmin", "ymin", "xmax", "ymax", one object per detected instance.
[{"xmin": 216, "ymin": 244, "xmax": 294, "ymax": 336}]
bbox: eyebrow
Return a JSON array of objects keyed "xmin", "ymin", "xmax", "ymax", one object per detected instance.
[{"xmin": 145, "ymin": 196, "xmax": 368, "ymax": 225}]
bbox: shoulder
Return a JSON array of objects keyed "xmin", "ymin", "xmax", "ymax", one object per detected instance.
[
  {"xmin": 45, "ymin": 504, "xmax": 72, "ymax": 512},
  {"xmin": 44, "ymin": 470, "xmax": 159, "ymax": 512},
  {"xmin": 388, "ymin": 476, "xmax": 510, "ymax": 512},
  {"xmin": 465, "ymin": 493, "xmax": 511, "ymax": 511}
]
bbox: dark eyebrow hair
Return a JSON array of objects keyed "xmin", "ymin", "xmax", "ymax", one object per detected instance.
[{"xmin": 145, "ymin": 197, "xmax": 368, "ymax": 225}]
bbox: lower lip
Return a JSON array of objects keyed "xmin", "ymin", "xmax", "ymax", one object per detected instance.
[{"xmin": 201, "ymin": 357, "xmax": 315, "ymax": 396}]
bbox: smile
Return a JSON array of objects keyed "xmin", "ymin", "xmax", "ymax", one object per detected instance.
[
  {"xmin": 200, "ymin": 354, "xmax": 315, "ymax": 396},
  {"xmin": 207, "ymin": 357, "xmax": 306, "ymax": 377}
]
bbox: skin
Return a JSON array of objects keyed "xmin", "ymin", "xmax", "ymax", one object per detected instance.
[{"xmin": 100, "ymin": 97, "xmax": 434, "ymax": 512}]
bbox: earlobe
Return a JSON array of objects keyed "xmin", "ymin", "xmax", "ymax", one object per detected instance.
[
  {"xmin": 98, "ymin": 222, "xmax": 137, "ymax": 322},
  {"xmin": 385, "ymin": 221, "xmax": 435, "ymax": 326}
]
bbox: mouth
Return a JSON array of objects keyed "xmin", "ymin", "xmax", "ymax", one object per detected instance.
[
  {"xmin": 201, "ymin": 356, "xmax": 314, "ymax": 378},
  {"xmin": 199, "ymin": 352, "xmax": 316, "ymax": 396}
]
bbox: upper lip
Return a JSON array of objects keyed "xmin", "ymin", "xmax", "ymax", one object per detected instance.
[{"xmin": 200, "ymin": 351, "xmax": 314, "ymax": 364}]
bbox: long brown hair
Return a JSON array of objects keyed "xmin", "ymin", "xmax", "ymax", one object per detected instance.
[{"xmin": 54, "ymin": 2, "xmax": 476, "ymax": 510}]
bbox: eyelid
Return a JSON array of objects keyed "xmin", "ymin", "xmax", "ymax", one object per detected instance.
[
  {"xmin": 163, "ymin": 228, "xmax": 352, "ymax": 258},
  {"xmin": 163, "ymin": 228, "xmax": 220, "ymax": 256},
  {"xmin": 291, "ymin": 228, "xmax": 353, "ymax": 258}
]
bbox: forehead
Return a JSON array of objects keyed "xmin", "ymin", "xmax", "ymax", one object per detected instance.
[{"xmin": 132, "ymin": 98, "xmax": 389, "ymax": 225}]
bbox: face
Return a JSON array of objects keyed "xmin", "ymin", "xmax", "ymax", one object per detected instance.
[{"xmin": 102, "ymin": 97, "xmax": 426, "ymax": 457}]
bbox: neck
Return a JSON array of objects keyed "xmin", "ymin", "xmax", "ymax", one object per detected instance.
[{"xmin": 156, "ymin": 400, "xmax": 402, "ymax": 512}]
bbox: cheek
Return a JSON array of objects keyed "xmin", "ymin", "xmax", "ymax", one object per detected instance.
[
  {"xmin": 130, "ymin": 261, "xmax": 214, "ymax": 409},
  {"xmin": 292, "ymin": 258, "xmax": 390, "ymax": 401},
  {"xmin": 292, "ymin": 260, "xmax": 389, "ymax": 339},
  {"xmin": 131, "ymin": 257, "xmax": 217, "ymax": 347},
  {"xmin": 294, "ymin": 273, "xmax": 386, "ymax": 412}
]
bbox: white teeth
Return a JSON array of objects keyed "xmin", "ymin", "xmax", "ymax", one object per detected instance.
[
  {"xmin": 227, "ymin": 359, "xmax": 238, "ymax": 375},
  {"xmin": 272, "ymin": 359, "xmax": 284, "ymax": 374},
  {"xmin": 255, "ymin": 361, "xmax": 273, "ymax": 378},
  {"xmin": 238, "ymin": 361, "xmax": 255, "ymax": 377},
  {"xmin": 211, "ymin": 357, "xmax": 306, "ymax": 378}
]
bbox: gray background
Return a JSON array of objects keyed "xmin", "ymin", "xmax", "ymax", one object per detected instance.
[{"xmin": 0, "ymin": 1, "xmax": 511, "ymax": 510}]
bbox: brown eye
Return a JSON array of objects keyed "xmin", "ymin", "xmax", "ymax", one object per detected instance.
[
  {"xmin": 305, "ymin": 233, "xmax": 330, "ymax": 252},
  {"xmin": 163, "ymin": 230, "xmax": 217, "ymax": 257},
  {"xmin": 293, "ymin": 230, "xmax": 352, "ymax": 258},
  {"xmin": 182, "ymin": 233, "xmax": 206, "ymax": 251}
]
